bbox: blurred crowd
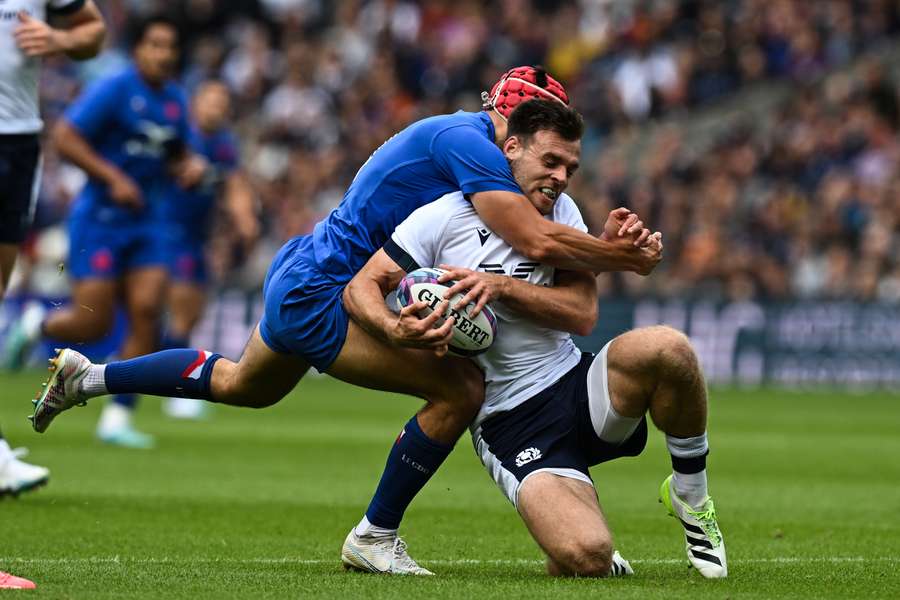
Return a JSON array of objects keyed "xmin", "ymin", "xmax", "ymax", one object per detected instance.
[{"xmin": 27, "ymin": 0, "xmax": 900, "ymax": 302}]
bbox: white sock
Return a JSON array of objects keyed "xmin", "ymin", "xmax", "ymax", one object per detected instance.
[
  {"xmin": 672, "ymin": 470, "xmax": 708, "ymax": 508},
  {"xmin": 81, "ymin": 364, "xmax": 108, "ymax": 397},
  {"xmin": 354, "ymin": 515, "xmax": 397, "ymax": 538},
  {"xmin": 666, "ymin": 432, "xmax": 709, "ymax": 508}
]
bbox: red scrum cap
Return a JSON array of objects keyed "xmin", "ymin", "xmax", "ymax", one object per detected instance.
[{"xmin": 482, "ymin": 66, "xmax": 569, "ymax": 121}]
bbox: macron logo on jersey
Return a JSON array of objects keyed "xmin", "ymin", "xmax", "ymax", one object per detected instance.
[
  {"xmin": 182, "ymin": 350, "xmax": 213, "ymax": 380},
  {"xmin": 476, "ymin": 227, "xmax": 491, "ymax": 246}
]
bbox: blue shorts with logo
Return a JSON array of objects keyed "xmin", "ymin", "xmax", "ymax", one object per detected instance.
[
  {"xmin": 474, "ymin": 353, "xmax": 648, "ymax": 506},
  {"xmin": 68, "ymin": 217, "xmax": 167, "ymax": 280},
  {"xmin": 258, "ymin": 235, "xmax": 349, "ymax": 372}
]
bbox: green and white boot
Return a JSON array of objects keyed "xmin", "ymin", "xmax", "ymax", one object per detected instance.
[{"xmin": 660, "ymin": 474, "xmax": 727, "ymax": 578}]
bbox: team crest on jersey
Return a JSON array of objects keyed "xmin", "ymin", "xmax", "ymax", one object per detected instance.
[
  {"xmin": 515, "ymin": 447, "xmax": 542, "ymax": 467},
  {"xmin": 476, "ymin": 227, "xmax": 491, "ymax": 246}
]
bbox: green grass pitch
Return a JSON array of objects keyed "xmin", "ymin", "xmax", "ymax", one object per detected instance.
[{"xmin": 1, "ymin": 370, "xmax": 898, "ymax": 598}]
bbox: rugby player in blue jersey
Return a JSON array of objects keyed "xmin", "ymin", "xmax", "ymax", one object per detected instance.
[
  {"xmin": 160, "ymin": 80, "xmax": 258, "ymax": 420},
  {"xmin": 6, "ymin": 15, "xmax": 207, "ymax": 447},
  {"xmin": 29, "ymin": 68, "xmax": 659, "ymax": 570}
]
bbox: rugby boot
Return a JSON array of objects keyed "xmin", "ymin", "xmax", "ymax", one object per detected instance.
[
  {"xmin": 31, "ymin": 348, "xmax": 91, "ymax": 433},
  {"xmin": 0, "ymin": 440, "xmax": 49, "ymax": 497},
  {"xmin": 341, "ymin": 530, "xmax": 434, "ymax": 575},
  {"xmin": 610, "ymin": 550, "xmax": 634, "ymax": 576},
  {"xmin": 660, "ymin": 474, "xmax": 727, "ymax": 578},
  {"xmin": 0, "ymin": 571, "xmax": 36, "ymax": 589}
]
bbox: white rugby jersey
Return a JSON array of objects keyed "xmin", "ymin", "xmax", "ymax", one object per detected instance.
[
  {"xmin": 1, "ymin": 0, "xmax": 85, "ymax": 134},
  {"xmin": 391, "ymin": 191, "xmax": 586, "ymax": 427}
]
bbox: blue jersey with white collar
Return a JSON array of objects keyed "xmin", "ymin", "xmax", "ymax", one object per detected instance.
[
  {"xmin": 64, "ymin": 64, "xmax": 190, "ymax": 225},
  {"xmin": 305, "ymin": 110, "xmax": 521, "ymax": 283}
]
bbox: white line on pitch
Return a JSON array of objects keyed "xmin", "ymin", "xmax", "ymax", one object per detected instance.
[{"xmin": 0, "ymin": 557, "xmax": 897, "ymax": 566}]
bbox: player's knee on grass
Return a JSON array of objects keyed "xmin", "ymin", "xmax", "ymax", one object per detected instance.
[{"xmin": 548, "ymin": 533, "xmax": 613, "ymax": 577}]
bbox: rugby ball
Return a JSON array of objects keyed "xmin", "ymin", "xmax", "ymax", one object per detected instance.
[{"xmin": 396, "ymin": 267, "xmax": 498, "ymax": 356}]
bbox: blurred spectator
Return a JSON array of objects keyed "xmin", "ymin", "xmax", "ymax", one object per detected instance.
[{"xmin": 26, "ymin": 0, "xmax": 900, "ymax": 303}]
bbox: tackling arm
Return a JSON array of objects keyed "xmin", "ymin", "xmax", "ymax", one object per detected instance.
[{"xmin": 471, "ymin": 190, "xmax": 660, "ymax": 275}]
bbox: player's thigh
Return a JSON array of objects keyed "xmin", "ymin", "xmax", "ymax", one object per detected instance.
[
  {"xmin": 211, "ymin": 324, "xmax": 310, "ymax": 405},
  {"xmin": 167, "ymin": 280, "xmax": 206, "ymax": 333},
  {"xmin": 122, "ymin": 266, "xmax": 168, "ymax": 323},
  {"xmin": 0, "ymin": 243, "xmax": 17, "ymax": 293},
  {"xmin": 327, "ymin": 318, "xmax": 483, "ymax": 404},
  {"xmin": 517, "ymin": 472, "xmax": 613, "ymax": 570}
]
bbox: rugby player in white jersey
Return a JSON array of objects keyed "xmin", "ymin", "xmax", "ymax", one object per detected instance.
[
  {"xmin": 344, "ymin": 99, "xmax": 727, "ymax": 578},
  {"xmin": 0, "ymin": 0, "xmax": 104, "ymax": 589}
]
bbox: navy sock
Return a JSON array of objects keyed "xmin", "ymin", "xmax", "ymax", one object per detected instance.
[
  {"xmin": 364, "ymin": 415, "xmax": 454, "ymax": 530},
  {"xmin": 111, "ymin": 393, "xmax": 138, "ymax": 409},
  {"xmin": 105, "ymin": 349, "xmax": 222, "ymax": 400}
]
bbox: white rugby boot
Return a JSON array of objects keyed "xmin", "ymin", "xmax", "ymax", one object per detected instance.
[
  {"xmin": 660, "ymin": 474, "xmax": 727, "ymax": 578},
  {"xmin": 0, "ymin": 440, "xmax": 49, "ymax": 497},
  {"xmin": 31, "ymin": 348, "xmax": 92, "ymax": 433},
  {"xmin": 341, "ymin": 530, "xmax": 434, "ymax": 575},
  {"xmin": 610, "ymin": 550, "xmax": 634, "ymax": 576}
]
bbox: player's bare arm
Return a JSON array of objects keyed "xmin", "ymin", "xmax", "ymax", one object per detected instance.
[
  {"xmin": 224, "ymin": 170, "xmax": 260, "ymax": 249},
  {"xmin": 52, "ymin": 119, "xmax": 142, "ymax": 208},
  {"xmin": 437, "ymin": 265, "xmax": 598, "ymax": 336},
  {"xmin": 344, "ymin": 249, "xmax": 455, "ymax": 354},
  {"xmin": 14, "ymin": 2, "xmax": 105, "ymax": 60},
  {"xmin": 471, "ymin": 190, "xmax": 660, "ymax": 275}
]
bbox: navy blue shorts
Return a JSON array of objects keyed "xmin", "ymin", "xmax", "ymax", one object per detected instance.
[
  {"xmin": 473, "ymin": 352, "xmax": 648, "ymax": 506},
  {"xmin": 258, "ymin": 235, "xmax": 349, "ymax": 372},
  {"xmin": 0, "ymin": 134, "xmax": 41, "ymax": 244}
]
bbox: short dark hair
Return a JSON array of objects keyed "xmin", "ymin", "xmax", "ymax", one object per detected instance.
[
  {"xmin": 507, "ymin": 99, "xmax": 584, "ymax": 143},
  {"xmin": 130, "ymin": 14, "xmax": 180, "ymax": 49}
]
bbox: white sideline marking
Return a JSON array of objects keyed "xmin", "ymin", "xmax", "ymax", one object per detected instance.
[{"xmin": 0, "ymin": 556, "xmax": 897, "ymax": 566}]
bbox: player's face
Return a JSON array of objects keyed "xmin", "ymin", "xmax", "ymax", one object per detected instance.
[
  {"xmin": 193, "ymin": 83, "xmax": 231, "ymax": 131},
  {"xmin": 505, "ymin": 130, "xmax": 581, "ymax": 215},
  {"xmin": 135, "ymin": 24, "xmax": 179, "ymax": 84}
]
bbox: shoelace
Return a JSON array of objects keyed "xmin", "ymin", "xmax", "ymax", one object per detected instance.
[
  {"xmin": 391, "ymin": 538, "xmax": 420, "ymax": 570},
  {"xmin": 690, "ymin": 500, "xmax": 722, "ymax": 547}
]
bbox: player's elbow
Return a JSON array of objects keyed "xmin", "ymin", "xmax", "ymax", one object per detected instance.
[{"xmin": 572, "ymin": 313, "xmax": 597, "ymax": 337}]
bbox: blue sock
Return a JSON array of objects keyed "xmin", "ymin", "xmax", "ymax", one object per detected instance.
[
  {"xmin": 364, "ymin": 415, "xmax": 454, "ymax": 530},
  {"xmin": 111, "ymin": 393, "xmax": 138, "ymax": 409},
  {"xmin": 105, "ymin": 349, "xmax": 222, "ymax": 400}
]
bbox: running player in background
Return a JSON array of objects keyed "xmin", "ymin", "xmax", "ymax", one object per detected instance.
[
  {"xmin": 343, "ymin": 100, "xmax": 725, "ymax": 578},
  {"xmin": 0, "ymin": 0, "xmax": 105, "ymax": 590},
  {"xmin": 161, "ymin": 80, "xmax": 258, "ymax": 420},
  {"xmin": 28, "ymin": 70, "xmax": 659, "ymax": 571},
  {"xmin": 4, "ymin": 15, "xmax": 206, "ymax": 448}
]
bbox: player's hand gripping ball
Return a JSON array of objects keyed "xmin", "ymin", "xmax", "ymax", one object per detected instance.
[{"xmin": 396, "ymin": 268, "xmax": 498, "ymax": 356}]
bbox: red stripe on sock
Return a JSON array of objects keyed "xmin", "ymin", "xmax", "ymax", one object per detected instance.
[{"xmin": 181, "ymin": 350, "xmax": 207, "ymax": 379}]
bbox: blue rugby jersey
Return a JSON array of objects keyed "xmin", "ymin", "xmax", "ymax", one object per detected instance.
[
  {"xmin": 64, "ymin": 64, "xmax": 190, "ymax": 225},
  {"xmin": 305, "ymin": 110, "xmax": 521, "ymax": 282}
]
